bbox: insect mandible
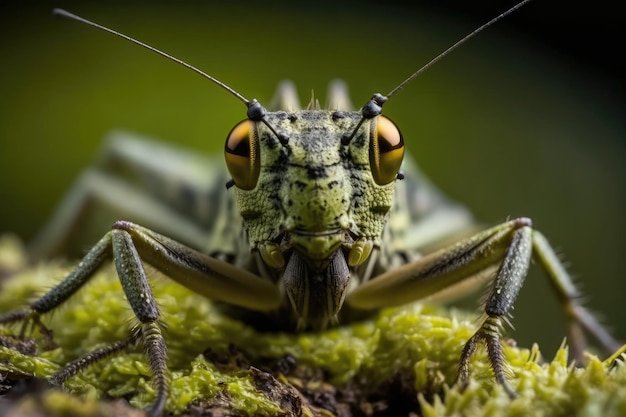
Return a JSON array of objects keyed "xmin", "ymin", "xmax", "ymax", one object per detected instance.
[{"xmin": 0, "ymin": 2, "xmax": 620, "ymax": 416}]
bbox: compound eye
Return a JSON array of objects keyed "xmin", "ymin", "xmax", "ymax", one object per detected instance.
[
  {"xmin": 225, "ymin": 120, "xmax": 260, "ymax": 190},
  {"xmin": 369, "ymin": 116, "xmax": 404, "ymax": 185}
]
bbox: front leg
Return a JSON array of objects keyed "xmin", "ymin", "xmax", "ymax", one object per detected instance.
[
  {"xmin": 0, "ymin": 221, "xmax": 281, "ymax": 417},
  {"xmin": 347, "ymin": 217, "xmax": 619, "ymax": 397}
]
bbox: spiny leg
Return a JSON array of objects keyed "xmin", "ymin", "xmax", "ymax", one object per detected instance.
[
  {"xmin": 111, "ymin": 226, "xmax": 168, "ymax": 417},
  {"xmin": 105, "ymin": 221, "xmax": 280, "ymax": 415},
  {"xmin": 50, "ymin": 332, "xmax": 140, "ymax": 387},
  {"xmin": 0, "ymin": 227, "xmax": 169, "ymax": 416},
  {"xmin": 347, "ymin": 217, "xmax": 619, "ymax": 397},
  {"xmin": 457, "ymin": 316, "xmax": 514, "ymax": 395},
  {"xmin": 531, "ymin": 231, "xmax": 621, "ymax": 363},
  {"xmin": 1, "ymin": 220, "xmax": 281, "ymax": 416},
  {"xmin": 457, "ymin": 224, "xmax": 621, "ymax": 393},
  {"xmin": 456, "ymin": 222, "xmax": 533, "ymax": 397},
  {"xmin": 0, "ymin": 233, "xmax": 113, "ymax": 343},
  {"xmin": 348, "ymin": 218, "xmax": 532, "ymax": 396}
]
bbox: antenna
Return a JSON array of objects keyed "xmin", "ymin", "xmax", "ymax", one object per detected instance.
[
  {"xmin": 352, "ymin": 0, "xmax": 533, "ymax": 134},
  {"xmin": 52, "ymin": 9, "xmax": 289, "ymax": 144},
  {"xmin": 52, "ymin": 9, "xmax": 250, "ymax": 105},
  {"xmin": 386, "ymin": 0, "xmax": 532, "ymax": 99}
]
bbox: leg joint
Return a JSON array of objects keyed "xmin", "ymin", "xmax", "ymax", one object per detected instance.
[
  {"xmin": 112, "ymin": 220, "xmax": 136, "ymax": 231},
  {"xmin": 513, "ymin": 216, "xmax": 533, "ymax": 229}
]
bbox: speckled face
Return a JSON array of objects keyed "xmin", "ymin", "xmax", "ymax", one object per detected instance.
[
  {"xmin": 233, "ymin": 111, "xmax": 397, "ymax": 260},
  {"xmin": 225, "ymin": 109, "xmax": 403, "ymax": 328}
]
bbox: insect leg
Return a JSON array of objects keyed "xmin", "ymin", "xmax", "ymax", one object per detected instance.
[
  {"xmin": 109, "ymin": 221, "xmax": 281, "ymax": 414},
  {"xmin": 348, "ymin": 219, "xmax": 531, "ymax": 309},
  {"xmin": 2, "ymin": 219, "xmax": 281, "ymax": 416},
  {"xmin": 531, "ymin": 231, "xmax": 621, "ymax": 361},
  {"xmin": 49, "ymin": 333, "xmax": 139, "ymax": 387},
  {"xmin": 0, "ymin": 225, "xmax": 170, "ymax": 416},
  {"xmin": 349, "ymin": 218, "xmax": 529, "ymax": 396},
  {"xmin": 347, "ymin": 217, "xmax": 619, "ymax": 397},
  {"xmin": 110, "ymin": 226, "xmax": 168, "ymax": 417},
  {"xmin": 0, "ymin": 232, "xmax": 112, "ymax": 341},
  {"xmin": 114, "ymin": 221, "xmax": 281, "ymax": 311},
  {"xmin": 326, "ymin": 80, "xmax": 354, "ymax": 111},
  {"xmin": 28, "ymin": 131, "xmax": 226, "ymax": 260},
  {"xmin": 103, "ymin": 221, "xmax": 282, "ymax": 415},
  {"xmin": 267, "ymin": 80, "xmax": 301, "ymax": 111}
]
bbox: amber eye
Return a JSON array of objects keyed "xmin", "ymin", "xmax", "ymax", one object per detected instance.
[
  {"xmin": 225, "ymin": 120, "xmax": 260, "ymax": 190},
  {"xmin": 369, "ymin": 116, "xmax": 404, "ymax": 185}
]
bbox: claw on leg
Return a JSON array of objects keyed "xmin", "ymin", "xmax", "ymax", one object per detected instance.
[
  {"xmin": 0, "ymin": 309, "xmax": 55, "ymax": 350},
  {"xmin": 457, "ymin": 315, "xmax": 517, "ymax": 399}
]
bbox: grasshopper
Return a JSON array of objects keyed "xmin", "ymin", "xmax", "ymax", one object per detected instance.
[{"xmin": 0, "ymin": 2, "xmax": 620, "ymax": 416}]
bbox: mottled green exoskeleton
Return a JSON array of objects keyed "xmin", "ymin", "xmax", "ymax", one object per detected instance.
[{"xmin": 0, "ymin": 3, "xmax": 620, "ymax": 417}]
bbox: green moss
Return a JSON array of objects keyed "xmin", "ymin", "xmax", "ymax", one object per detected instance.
[{"xmin": 1, "ymin": 236, "xmax": 625, "ymax": 416}]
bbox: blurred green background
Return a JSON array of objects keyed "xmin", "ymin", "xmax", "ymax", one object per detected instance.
[{"xmin": 0, "ymin": 1, "xmax": 624, "ymax": 356}]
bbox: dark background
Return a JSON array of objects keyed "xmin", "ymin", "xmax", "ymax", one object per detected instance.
[{"xmin": 0, "ymin": 1, "xmax": 623, "ymax": 356}]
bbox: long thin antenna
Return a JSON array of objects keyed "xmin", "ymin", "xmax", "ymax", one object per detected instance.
[
  {"xmin": 51, "ymin": 8, "xmax": 291, "ymax": 142},
  {"xmin": 386, "ymin": 0, "xmax": 532, "ymax": 99},
  {"xmin": 52, "ymin": 8, "xmax": 251, "ymax": 106},
  {"xmin": 344, "ymin": 0, "xmax": 533, "ymax": 145}
]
